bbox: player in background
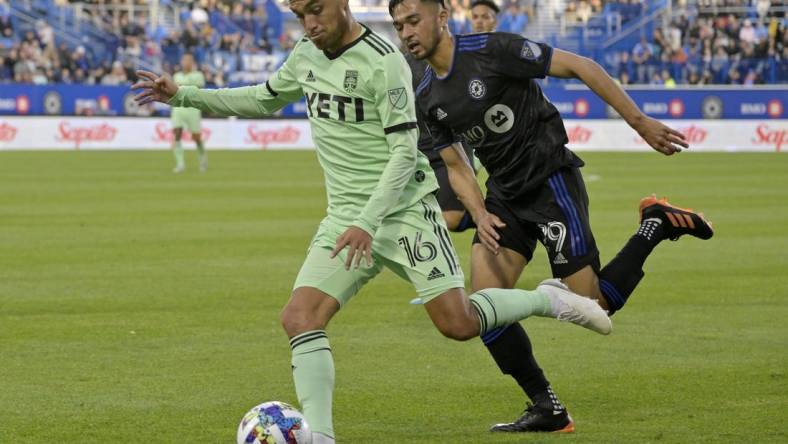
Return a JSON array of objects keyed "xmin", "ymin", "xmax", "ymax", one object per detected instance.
[
  {"xmin": 469, "ymin": 0, "xmax": 498, "ymax": 33},
  {"xmin": 390, "ymin": 0, "xmax": 714, "ymax": 433},
  {"xmin": 405, "ymin": 0, "xmax": 499, "ymax": 234},
  {"xmin": 132, "ymin": 0, "xmax": 612, "ymax": 442},
  {"xmin": 170, "ymin": 54, "xmax": 207, "ymax": 173}
]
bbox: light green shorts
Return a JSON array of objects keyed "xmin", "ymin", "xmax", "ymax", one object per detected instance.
[
  {"xmin": 171, "ymin": 107, "xmax": 202, "ymax": 133},
  {"xmin": 293, "ymin": 194, "xmax": 465, "ymax": 306}
]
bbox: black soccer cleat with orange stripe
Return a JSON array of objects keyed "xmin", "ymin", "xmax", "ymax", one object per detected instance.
[
  {"xmin": 639, "ymin": 195, "xmax": 714, "ymax": 241},
  {"xmin": 490, "ymin": 404, "xmax": 575, "ymax": 433}
]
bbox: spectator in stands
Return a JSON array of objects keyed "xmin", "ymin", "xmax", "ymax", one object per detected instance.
[
  {"xmin": 740, "ymin": 19, "xmax": 757, "ymax": 45},
  {"xmin": 498, "ymin": 3, "xmax": 528, "ymax": 34},
  {"xmin": 0, "ymin": 12, "xmax": 12, "ymax": 39},
  {"xmin": 661, "ymin": 69, "xmax": 676, "ymax": 88},
  {"xmin": 101, "ymin": 61, "xmax": 128, "ymax": 85}
]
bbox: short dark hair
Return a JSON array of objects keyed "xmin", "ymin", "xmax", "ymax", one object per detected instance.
[
  {"xmin": 388, "ymin": 0, "xmax": 446, "ymax": 16},
  {"xmin": 470, "ymin": 0, "xmax": 500, "ymax": 14}
]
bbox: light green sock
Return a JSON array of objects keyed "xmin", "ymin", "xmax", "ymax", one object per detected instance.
[
  {"xmin": 469, "ymin": 288, "xmax": 553, "ymax": 336},
  {"xmin": 195, "ymin": 140, "xmax": 206, "ymax": 165},
  {"xmin": 290, "ymin": 330, "xmax": 334, "ymax": 439},
  {"xmin": 173, "ymin": 141, "xmax": 184, "ymax": 168}
]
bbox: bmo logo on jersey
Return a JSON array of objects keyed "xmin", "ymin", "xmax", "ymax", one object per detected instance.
[{"xmin": 484, "ymin": 104, "xmax": 515, "ymax": 134}]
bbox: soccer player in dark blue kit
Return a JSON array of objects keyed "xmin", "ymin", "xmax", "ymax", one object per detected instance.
[{"xmin": 390, "ymin": 0, "xmax": 714, "ymax": 433}]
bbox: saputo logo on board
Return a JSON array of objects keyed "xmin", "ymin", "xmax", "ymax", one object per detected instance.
[
  {"xmin": 752, "ymin": 124, "xmax": 787, "ymax": 152},
  {"xmin": 0, "ymin": 122, "xmax": 18, "ymax": 142},
  {"xmin": 565, "ymin": 124, "xmax": 592, "ymax": 143},
  {"xmin": 152, "ymin": 122, "xmax": 212, "ymax": 143},
  {"xmin": 56, "ymin": 122, "xmax": 117, "ymax": 149},
  {"xmin": 245, "ymin": 124, "xmax": 301, "ymax": 148}
]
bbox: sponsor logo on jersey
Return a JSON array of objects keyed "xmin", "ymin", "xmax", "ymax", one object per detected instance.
[
  {"xmin": 468, "ymin": 78, "xmax": 486, "ymax": 99},
  {"xmin": 483, "ymin": 104, "xmax": 514, "ymax": 134},
  {"xmin": 305, "ymin": 92, "xmax": 366, "ymax": 122},
  {"xmin": 343, "ymin": 70, "xmax": 358, "ymax": 93},
  {"xmin": 388, "ymin": 87, "xmax": 407, "ymax": 109},
  {"xmin": 436, "ymin": 107, "xmax": 448, "ymax": 120},
  {"xmin": 520, "ymin": 40, "xmax": 542, "ymax": 60},
  {"xmin": 752, "ymin": 123, "xmax": 787, "ymax": 152},
  {"xmin": 427, "ymin": 267, "xmax": 445, "ymax": 281},
  {"xmin": 305, "ymin": 70, "xmax": 316, "ymax": 82}
]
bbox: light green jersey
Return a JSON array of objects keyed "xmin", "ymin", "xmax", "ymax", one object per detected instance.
[
  {"xmin": 170, "ymin": 26, "xmax": 438, "ymax": 235},
  {"xmin": 173, "ymin": 70, "xmax": 205, "ymax": 88}
]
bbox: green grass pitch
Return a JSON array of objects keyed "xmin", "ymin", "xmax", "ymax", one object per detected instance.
[{"xmin": 1, "ymin": 150, "xmax": 786, "ymax": 443}]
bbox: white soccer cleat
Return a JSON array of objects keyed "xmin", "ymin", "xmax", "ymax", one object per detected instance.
[
  {"xmin": 173, "ymin": 164, "xmax": 185, "ymax": 174},
  {"xmin": 538, "ymin": 278, "xmax": 612, "ymax": 335}
]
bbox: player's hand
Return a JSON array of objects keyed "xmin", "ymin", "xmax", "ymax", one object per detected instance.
[
  {"xmin": 331, "ymin": 226, "xmax": 373, "ymax": 270},
  {"xmin": 632, "ymin": 115, "xmax": 689, "ymax": 156},
  {"xmin": 475, "ymin": 211, "xmax": 506, "ymax": 255},
  {"xmin": 131, "ymin": 70, "xmax": 179, "ymax": 105}
]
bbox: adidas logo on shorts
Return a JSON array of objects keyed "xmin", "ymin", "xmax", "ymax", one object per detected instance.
[
  {"xmin": 427, "ymin": 267, "xmax": 445, "ymax": 281},
  {"xmin": 553, "ymin": 252, "xmax": 568, "ymax": 265}
]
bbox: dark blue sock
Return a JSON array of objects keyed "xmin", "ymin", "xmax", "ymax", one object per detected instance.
[
  {"xmin": 451, "ymin": 211, "xmax": 476, "ymax": 232},
  {"xmin": 598, "ymin": 218, "xmax": 665, "ymax": 313},
  {"xmin": 483, "ymin": 323, "xmax": 552, "ymax": 402}
]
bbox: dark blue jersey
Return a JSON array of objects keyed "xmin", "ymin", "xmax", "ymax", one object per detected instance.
[
  {"xmin": 416, "ymin": 32, "xmax": 582, "ymax": 199},
  {"xmin": 407, "ymin": 53, "xmax": 474, "ymax": 169}
]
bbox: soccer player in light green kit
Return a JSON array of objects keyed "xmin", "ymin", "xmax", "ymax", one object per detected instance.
[
  {"xmin": 132, "ymin": 0, "xmax": 611, "ymax": 441},
  {"xmin": 171, "ymin": 53, "xmax": 207, "ymax": 173}
]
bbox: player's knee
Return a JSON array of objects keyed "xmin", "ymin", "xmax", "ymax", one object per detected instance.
[
  {"xmin": 435, "ymin": 319, "xmax": 478, "ymax": 341},
  {"xmin": 280, "ymin": 305, "xmax": 321, "ymax": 337}
]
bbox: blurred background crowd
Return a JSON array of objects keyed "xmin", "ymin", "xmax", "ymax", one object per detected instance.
[{"xmin": 0, "ymin": 0, "xmax": 785, "ymax": 86}]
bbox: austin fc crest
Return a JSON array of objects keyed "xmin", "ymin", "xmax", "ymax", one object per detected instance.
[{"xmin": 344, "ymin": 70, "xmax": 358, "ymax": 93}]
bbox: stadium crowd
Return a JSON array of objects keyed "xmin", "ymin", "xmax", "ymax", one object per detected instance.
[
  {"xmin": 0, "ymin": 0, "xmax": 785, "ymax": 85},
  {"xmin": 606, "ymin": 1, "xmax": 787, "ymax": 85}
]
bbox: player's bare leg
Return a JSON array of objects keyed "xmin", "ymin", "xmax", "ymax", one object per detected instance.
[
  {"xmin": 280, "ymin": 287, "xmax": 340, "ymax": 444},
  {"xmin": 172, "ymin": 127, "xmax": 185, "ymax": 173},
  {"xmin": 471, "ymin": 245, "xmax": 577, "ymax": 433},
  {"xmin": 561, "ymin": 265, "xmax": 608, "ymax": 309},
  {"xmin": 442, "ymin": 209, "xmax": 466, "ymax": 232},
  {"xmin": 192, "ymin": 133, "xmax": 207, "ymax": 172}
]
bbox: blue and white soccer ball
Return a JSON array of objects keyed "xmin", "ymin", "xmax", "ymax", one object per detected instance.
[{"xmin": 237, "ymin": 401, "xmax": 312, "ymax": 444}]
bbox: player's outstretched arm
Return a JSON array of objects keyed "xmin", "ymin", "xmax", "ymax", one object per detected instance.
[
  {"xmin": 548, "ymin": 50, "xmax": 688, "ymax": 156},
  {"xmin": 439, "ymin": 144, "xmax": 505, "ymax": 254},
  {"xmin": 132, "ymin": 70, "xmax": 285, "ymax": 118}
]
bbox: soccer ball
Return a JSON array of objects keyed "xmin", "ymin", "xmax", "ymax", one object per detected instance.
[{"xmin": 237, "ymin": 401, "xmax": 312, "ymax": 444}]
